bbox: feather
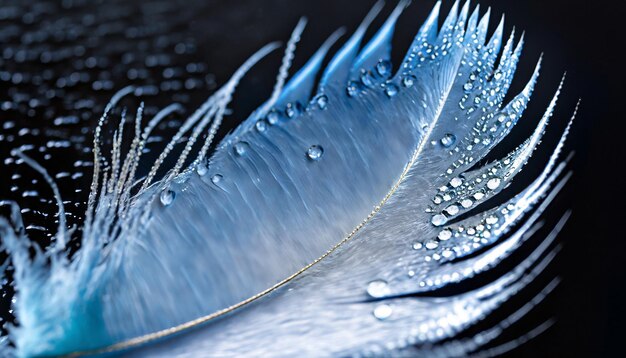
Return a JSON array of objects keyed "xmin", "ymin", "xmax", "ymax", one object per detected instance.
[{"xmin": 0, "ymin": 1, "xmax": 576, "ymax": 356}]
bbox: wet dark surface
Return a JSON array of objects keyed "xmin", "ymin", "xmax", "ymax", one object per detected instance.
[{"xmin": 0, "ymin": 0, "xmax": 623, "ymax": 356}]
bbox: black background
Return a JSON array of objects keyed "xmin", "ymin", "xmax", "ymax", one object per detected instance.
[{"xmin": 0, "ymin": 0, "xmax": 624, "ymax": 356}]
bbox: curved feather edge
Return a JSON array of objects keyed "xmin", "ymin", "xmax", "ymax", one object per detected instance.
[{"xmin": 0, "ymin": 1, "xmax": 577, "ymax": 356}]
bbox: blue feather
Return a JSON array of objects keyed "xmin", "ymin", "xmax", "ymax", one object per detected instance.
[{"xmin": 0, "ymin": 1, "xmax": 576, "ymax": 356}]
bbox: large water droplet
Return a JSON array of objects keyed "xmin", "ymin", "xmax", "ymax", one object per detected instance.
[
  {"xmin": 449, "ymin": 177, "xmax": 462, "ymax": 188},
  {"xmin": 367, "ymin": 280, "xmax": 390, "ymax": 298},
  {"xmin": 438, "ymin": 229, "xmax": 452, "ymax": 241},
  {"xmin": 444, "ymin": 205, "xmax": 459, "ymax": 216},
  {"xmin": 431, "ymin": 214, "xmax": 447, "ymax": 226},
  {"xmin": 306, "ymin": 145, "xmax": 324, "ymax": 161},
  {"xmin": 373, "ymin": 304, "xmax": 392, "ymax": 320},
  {"xmin": 440, "ymin": 133, "xmax": 456, "ymax": 147},
  {"xmin": 486, "ymin": 177, "xmax": 501, "ymax": 190},
  {"xmin": 160, "ymin": 189, "xmax": 175, "ymax": 206},
  {"xmin": 234, "ymin": 142, "xmax": 249, "ymax": 156},
  {"xmin": 461, "ymin": 198, "xmax": 473, "ymax": 208},
  {"xmin": 196, "ymin": 163, "xmax": 207, "ymax": 176}
]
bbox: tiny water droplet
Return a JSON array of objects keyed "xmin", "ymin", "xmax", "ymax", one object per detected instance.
[
  {"xmin": 360, "ymin": 71, "xmax": 375, "ymax": 88},
  {"xmin": 485, "ymin": 215, "xmax": 498, "ymax": 225},
  {"xmin": 234, "ymin": 142, "xmax": 249, "ymax": 156},
  {"xmin": 285, "ymin": 102, "xmax": 300, "ymax": 118},
  {"xmin": 267, "ymin": 110, "xmax": 279, "ymax": 125},
  {"xmin": 440, "ymin": 133, "xmax": 456, "ymax": 147},
  {"xmin": 255, "ymin": 120, "xmax": 267, "ymax": 132},
  {"xmin": 347, "ymin": 81, "xmax": 360, "ymax": 97},
  {"xmin": 306, "ymin": 145, "xmax": 324, "ymax": 161},
  {"xmin": 385, "ymin": 83, "xmax": 399, "ymax": 97},
  {"xmin": 367, "ymin": 280, "xmax": 389, "ymax": 298},
  {"xmin": 425, "ymin": 240, "xmax": 439, "ymax": 249},
  {"xmin": 402, "ymin": 75, "xmax": 416, "ymax": 88},
  {"xmin": 313, "ymin": 94, "xmax": 328, "ymax": 109},
  {"xmin": 461, "ymin": 199, "xmax": 473, "ymax": 208},
  {"xmin": 376, "ymin": 60, "xmax": 391, "ymax": 77},
  {"xmin": 463, "ymin": 82, "xmax": 473, "ymax": 92},
  {"xmin": 473, "ymin": 191, "xmax": 485, "ymax": 200},
  {"xmin": 373, "ymin": 304, "xmax": 392, "ymax": 320},
  {"xmin": 211, "ymin": 174, "xmax": 223, "ymax": 185},
  {"xmin": 160, "ymin": 189, "xmax": 175, "ymax": 206}
]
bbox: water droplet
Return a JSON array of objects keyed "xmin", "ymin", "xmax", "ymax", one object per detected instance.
[
  {"xmin": 485, "ymin": 215, "xmax": 498, "ymax": 225},
  {"xmin": 211, "ymin": 174, "xmax": 222, "ymax": 185},
  {"xmin": 402, "ymin": 75, "xmax": 416, "ymax": 88},
  {"xmin": 360, "ymin": 71, "xmax": 376, "ymax": 88},
  {"xmin": 413, "ymin": 242, "xmax": 423, "ymax": 250},
  {"xmin": 486, "ymin": 178, "xmax": 501, "ymax": 190},
  {"xmin": 438, "ymin": 229, "xmax": 452, "ymax": 241},
  {"xmin": 450, "ymin": 177, "xmax": 462, "ymax": 188},
  {"xmin": 463, "ymin": 82, "xmax": 473, "ymax": 92},
  {"xmin": 306, "ymin": 145, "xmax": 324, "ymax": 161},
  {"xmin": 432, "ymin": 214, "xmax": 447, "ymax": 226},
  {"xmin": 196, "ymin": 164, "xmax": 207, "ymax": 176},
  {"xmin": 425, "ymin": 240, "xmax": 439, "ymax": 249},
  {"xmin": 285, "ymin": 102, "xmax": 301, "ymax": 118},
  {"xmin": 255, "ymin": 120, "xmax": 267, "ymax": 132},
  {"xmin": 445, "ymin": 205, "xmax": 459, "ymax": 216},
  {"xmin": 313, "ymin": 94, "xmax": 328, "ymax": 110},
  {"xmin": 376, "ymin": 60, "xmax": 391, "ymax": 77},
  {"xmin": 367, "ymin": 280, "xmax": 389, "ymax": 298},
  {"xmin": 385, "ymin": 83, "xmax": 399, "ymax": 97},
  {"xmin": 461, "ymin": 199, "xmax": 473, "ymax": 208},
  {"xmin": 160, "ymin": 189, "xmax": 175, "ymax": 206},
  {"xmin": 234, "ymin": 142, "xmax": 249, "ymax": 156},
  {"xmin": 267, "ymin": 110, "xmax": 279, "ymax": 125},
  {"xmin": 440, "ymin": 133, "xmax": 456, "ymax": 147},
  {"xmin": 473, "ymin": 191, "xmax": 485, "ymax": 200},
  {"xmin": 373, "ymin": 304, "xmax": 392, "ymax": 320},
  {"xmin": 347, "ymin": 81, "xmax": 360, "ymax": 97}
]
